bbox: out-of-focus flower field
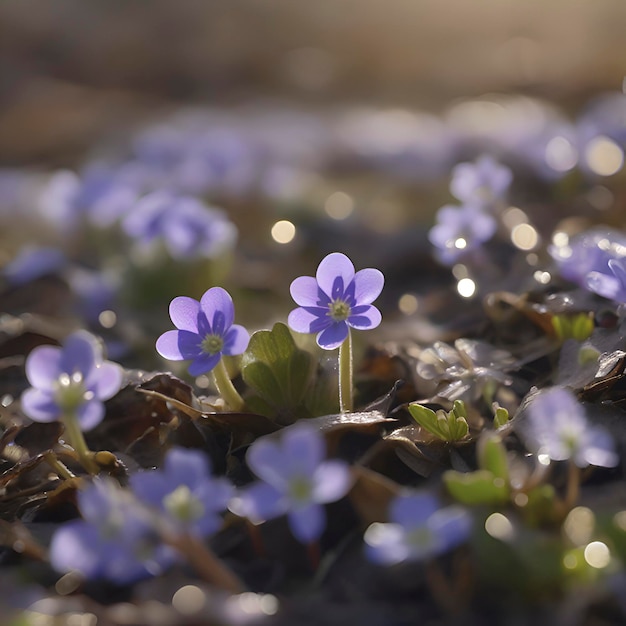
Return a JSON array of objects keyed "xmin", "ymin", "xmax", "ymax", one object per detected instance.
[{"xmin": 2, "ymin": 2, "xmax": 626, "ymax": 625}]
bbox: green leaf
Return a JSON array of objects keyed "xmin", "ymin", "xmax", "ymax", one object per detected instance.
[
  {"xmin": 477, "ymin": 432, "xmax": 509, "ymax": 481},
  {"xmin": 241, "ymin": 323, "xmax": 335, "ymax": 424},
  {"xmin": 408, "ymin": 403, "xmax": 448, "ymax": 440},
  {"xmin": 443, "ymin": 469, "xmax": 509, "ymax": 505},
  {"xmin": 493, "ymin": 403, "xmax": 509, "ymax": 428}
]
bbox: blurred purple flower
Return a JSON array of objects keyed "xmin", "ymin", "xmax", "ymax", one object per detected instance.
[
  {"xmin": 428, "ymin": 203, "xmax": 497, "ymax": 265},
  {"xmin": 525, "ymin": 387, "xmax": 618, "ymax": 468},
  {"xmin": 288, "ymin": 252, "xmax": 384, "ymax": 350},
  {"xmin": 38, "ymin": 165, "xmax": 140, "ymax": 231},
  {"xmin": 450, "ymin": 155, "xmax": 512, "ymax": 208},
  {"xmin": 3, "ymin": 246, "xmax": 67, "ymax": 286},
  {"xmin": 50, "ymin": 477, "xmax": 174, "ymax": 583},
  {"xmin": 550, "ymin": 227, "xmax": 626, "ymax": 288},
  {"xmin": 364, "ymin": 492, "xmax": 471, "ymax": 565},
  {"xmin": 156, "ymin": 287, "xmax": 249, "ymax": 376},
  {"xmin": 21, "ymin": 331, "xmax": 122, "ymax": 430},
  {"xmin": 230, "ymin": 424, "xmax": 352, "ymax": 543},
  {"xmin": 587, "ymin": 257, "xmax": 626, "ymax": 303},
  {"xmin": 122, "ymin": 191, "xmax": 237, "ymax": 260},
  {"xmin": 130, "ymin": 447, "xmax": 233, "ymax": 537}
]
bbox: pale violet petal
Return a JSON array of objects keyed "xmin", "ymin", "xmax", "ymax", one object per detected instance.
[
  {"xmin": 282, "ymin": 424, "xmax": 324, "ymax": 476},
  {"xmin": 76, "ymin": 399, "xmax": 105, "ymax": 431},
  {"xmin": 200, "ymin": 287, "xmax": 234, "ymax": 332},
  {"xmin": 316, "ymin": 253, "xmax": 355, "ymax": 299},
  {"xmin": 290, "ymin": 276, "xmax": 321, "ymax": 307},
  {"xmin": 90, "ymin": 361, "xmax": 123, "ymax": 401},
  {"xmin": 311, "ymin": 461, "xmax": 352, "ymax": 503},
  {"xmin": 352, "ymin": 268, "xmax": 384, "ymax": 305},
  {"xmin": 223, "ymin": 324, "xmax": 250, "ymax": 356},
  {"xmin": 156, "ymin": 330, "xmax": 201, "ymax": 360},
  {"xmin": 316, "ymin": 322, "xmax": 348, "ymax": 350},
  {"xmin": 586, "ymin": 270, "xmax": 621, "ymax": 300},
  {"xmin": 246, "ymin": 438, "xmax": 290, "ymax": 491},
  {"xmin": 164, "ymin": 447, "xmax": 210, "ymax": 486},
  {"xmin": 25, "ymin": 345, "xmax": 62, "ymax": 390},
  {"xmin": 229, "ymin": 482, "xmax": 285, "ymax": 523},
  {"xmin": 288, "ymin": 307, "xmax": 329, "ymax": 334},
  {"xmin": 289, "ymin": 503, "xmax": 324, "ymax": 543},
  {"xmin": 391, "ymin": 493, "xmax": 440, "ymax": 528},
  {"xmin": 60, "ymin": 332, "xmax": 99, "ymax": 378},
  {"xmin": 21, "ymin": 388, "xmax": 59, "ymax": 422},
  {"xmin": 169, "ymin": 296, "xmax": 201, "ymax": 332},
  {"xmin": 348, "ymin": 305, "xmax": 382, "ymax": 330}
]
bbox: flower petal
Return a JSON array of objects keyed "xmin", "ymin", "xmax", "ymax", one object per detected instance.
[
  {"xmin": 164, "ymin": 447, "xmax": 210, "ymax": 487},
  {"xmin": 391, "ymin": 493, "xmax": 440, "ymax": 528},
  {"xmin": 312, "ymin": 460, "xmax": 352, "ymax": 503},
  {"xmin": 246, "ymin": 438, "xmax": 289, "ymax": 491},
  {"xmin": 60, "ymin": 332, "xmax": 99, "ymax": 378},
  {"xmin": 364, "ymin": 522, "xmax": 411, "ymax": 565},
  {"xmin": 290, "ymin": 276, "xmax": 322, "ymax": 307},
  {"xmin": 348, "ymin": 305, "xmax": 382, "ymax": 330},
  {"xmin": 200, "ymin": 287, "xmax": 234, "ymax": 332},
  {"xmin": 188, "ymin": 353, "xmax": 221, "ymax": 376},
  {"xmin": 156, "ymin": 330, "xmax": 201, "ymax": 360},
  {"xmin": 222, "ymin": 324, "xmax": 250, "ymax": 356},
  {"xmin": 288, "ymin": 307, "xmax": 330, "ymax": 334},
  {"xmin": 25, "ymin": 345, "xmax": 62, "ymax": 390},
  {"xmin": 316, "ymin": 253, "xmax": 355, "ymax": 299},
  {"xmin": 316, "ymin": 322, "xmax": 348, "ymax": 350},
  {"xmin": 169, "ymin": 296, "xmax": 200, "ymax": 332},
  {"xmin": 586, "ymin": 270, "xmax": 622, "ymax": 300},
  {"xmin": 76, "ymin": 399, "xmax": 105, "ymax": 431},
  {"xmin": 21, "ymin": 388, "xmax": 59, "ymax": 422},
  {"xmin": 289, "ymin": 503, "xmax": 324, "ymax": 543},
  {"xmin": 90, "ymin": 361, "xmax": 123, "ymax": 400},
  {"xmin": 229, "ymin": 481, "xmax": 285, "ymax": 523},
  {"xmin": 282, "ymin": 424, "xmax": 324, "ymax": 476},
  {"xmin": 49, "ymin": 521, "xmax": 103, "ymax": 578},
  {"xmin": 353, "ymin": 268, "xmax": 384, "ymax": 305}
]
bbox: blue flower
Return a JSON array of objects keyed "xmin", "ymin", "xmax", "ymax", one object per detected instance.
[
  {"xmin": 429, "ymin": 203, "xmax": 497, "ymax": 265},
  {"xmin": 364, "ymin": 492, "xmax": 471, "ymax": 565},
  {"xmin": 587, "ymin": 257, "xmax": 626, "ymax": 303},
  {"xmin": 525, "ymin": 387, "xmax": 618, "ymax": 468},
  {"xmin": 49, "ymin": 477, "xmax": 175, "ymax": 583},
  {"xmin": 287, "ymin": 252, "xmax": 384, "ymax": 350},
  {"xmin": 156, "ymin": 287, "xmax": 250, "ymax": 376},
  {"xmin": 549, "ymin": 227, "xmax": 626, "ymax": 289},
  {"xmin": 450, "ymin": 155, "xmax": 512, "ymax": 208},
  {"xmin": 122, "ymin": 191, "xmax": 237, "ymax": 260},
  {"xmin": 21, "ymin": 331, "xmax": 123, "ymax": 430},
  {"xmin": 130, "ymin": 447, "xmax": 233, "ymax": 537},
  {"xmin": 3, "ymin": 246, "xmax": 67, "ymax": 286},
  {"xmin": 230, "ymin": 424, "xmax": 352, "ymax": 543}
]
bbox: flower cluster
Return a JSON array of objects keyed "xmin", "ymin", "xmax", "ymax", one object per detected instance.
[{"xmin": 429, "ymin": 155, "xmax": 511, "ymax": 265}]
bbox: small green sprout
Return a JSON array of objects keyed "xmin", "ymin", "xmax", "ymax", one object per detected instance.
[
  {"xmin": 551, "ymin": 312, "xmax": 594, "ymax": 343},
  {"xmin": 493, "ymin": 402, "xmax": 510, "ymax": 429},
  {"xmin": 408, "ymin": 399, "xmax": 469, "ymax": 442}
]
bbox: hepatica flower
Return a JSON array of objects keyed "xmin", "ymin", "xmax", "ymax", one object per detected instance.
[
  {"xmin": 50, "ymin": 477, "xmax": 174, "ymax": 583},
  {"xmin": 21, "ymin": 331, "xmax": 122, "ymax": 430},
  {"xmin": 288, "ymin": 252, "xmax": 384, "ymax": 351},
  {"xmin": 364, "ymin": 492, "xmax": 471, "ymax": 566},
  {"xmin": 130, "ymin": 447, "xmax": 233, "ymax": 537},
  {"xmin": 429, "ymin": 203, "xmax": 497, "ymax": 266},
  {"xmin": 450, "ymin": 155, "xmax": 513, "ymax": 208},
  {"xmin": 525, "ymin": 387, "xmax": 617, "ymax": 468},
  {"xmin": 122, "ymin": 191, "xmax": 236, "ymax": 260},
  {"xmin": 231, "ymin": 424, "xmax": 351, "ymax": 543},
  {"xmin": 156, "ymin": 287, "xmax": 249, "ymax": 410},
  {"xmin": 587, "ymin": 257, "xmax": 626, "ymax": 303}
]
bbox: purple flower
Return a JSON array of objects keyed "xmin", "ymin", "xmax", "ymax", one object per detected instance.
[
  {"xmin": 122, "ymin": 191, "xmax": 237, "ymax": 260},
  {"xmin": 156, "ymin": 287, "xmax": 250, "ymax": 376},
  {"xmin": 364, "ymin": 492, "xmax": 471, "ymax": 565},
  {"xmin": 21, "ymin": 331, "xmax": 123, "ymax": 430},
  {"xmin": 130, "ymin": 447, "xmax": 233, "ymax": 537},
  {"xmin": 230, "ymin": 424, "xmax": 352, "ymax": 543},
  {"xmin": 549, "ymin": 227, "xmax": 626, "ymax": 288},
  {"xmin": 428, "ymin": 203, "xmax": 497, "ymax": 265},
  {"xmin": 3, "ymin": 246, "xmax": 67, "ymax": 286},
  {"xmin": 525, "ymin": 387, "xmax": 618, "ymax": 468},
  {"xmin": 287, "ymin": 252, "xmax": 384, "ymax": 350},
  {"xmin": 50, "ymin": 477, "xmax": 175, "ymax": 583},
  {"xmin": 450, "ymin": 155, "xmax": 512, "ymax": 208},
  {"xmin": 587, "ymin": 257, "xmax": 626, "ymax": 303}
]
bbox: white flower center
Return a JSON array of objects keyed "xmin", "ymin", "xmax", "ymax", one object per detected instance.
[
  {"xmin": 163, "ymin": 485, "xmax": 205, "ymax": 523},
  {"xmin": 54, "ymin": 371, "xmax": 93, "ymax": 413},
  {"xmin": 201, "ymin": 334, "xmax": 224, "ymax": 355},
  {"xmin": 328, "ymin": 299, "xmax": 351, "ymax": 322}
]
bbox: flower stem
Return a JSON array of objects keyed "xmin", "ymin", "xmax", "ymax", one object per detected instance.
[
  {"xmin": 61, "ymin": 412, "xmax": 99, "ymax": 475},
  {"xmin": 564, "ymin": 461, "xmax": 581, "ymax": 511},
  {"xmin": 212, "ymin": 358, "xmax": 245, "ymax": 412},
  {"xmin": 338, "ymin": 328, "xmax": 353, "ymax": 413}
]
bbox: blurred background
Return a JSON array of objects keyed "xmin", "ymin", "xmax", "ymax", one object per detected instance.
[{"xmin": 1, "ymin": 0, "xmax": 626, "ymax": 362}]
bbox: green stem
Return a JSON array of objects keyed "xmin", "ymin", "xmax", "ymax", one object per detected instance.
[
  {"xmin": 212, "ymin": 358, "xmax": 245, "ymax": 412},
  {"xmin": 61, "ymin": 412, "xmax": 99, "ymax": 475},
  {"xmin": 564, "ymin": 460, "xmax": 580, "ymax": 511},
  {"xmin": 338, "ymin": 329, "xmax": 353, "ymax": 413}
]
